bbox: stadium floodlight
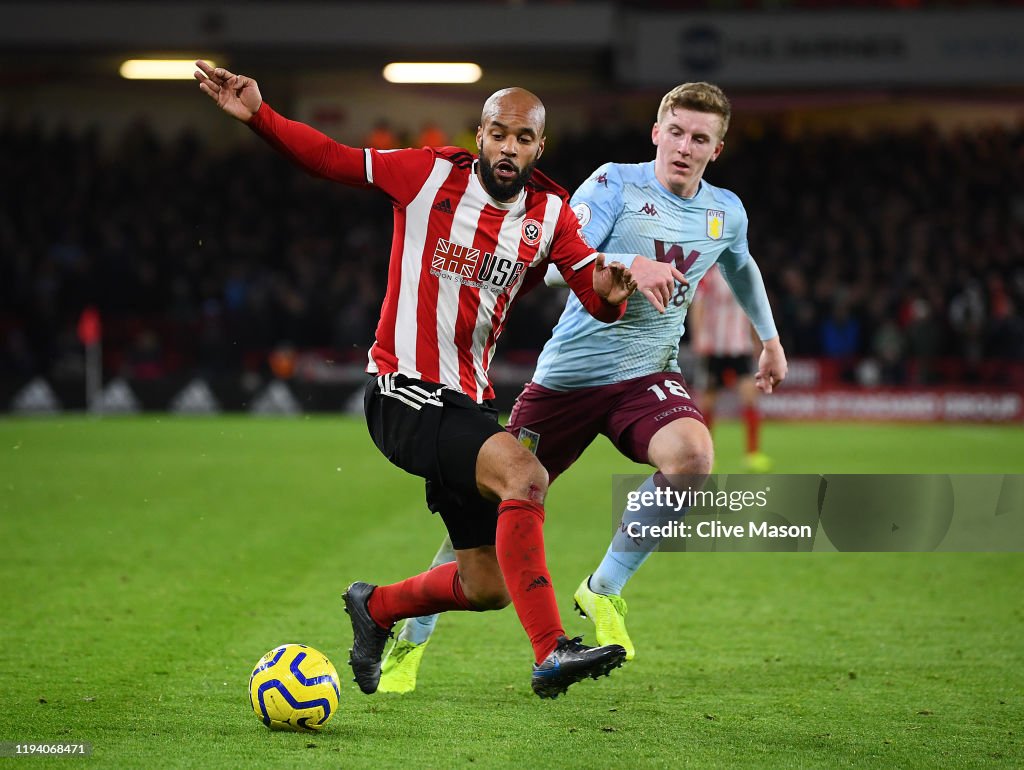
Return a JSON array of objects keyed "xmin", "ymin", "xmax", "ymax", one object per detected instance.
[
  {"xmin": 382, "ymin": 62, "xmax": 482, "ymax": 84},
  {"xmin": 120, "ymin": 59, "xmax": 217, "ymax": 80}
]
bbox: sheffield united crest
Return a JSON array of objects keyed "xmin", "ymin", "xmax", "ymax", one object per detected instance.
[{"xmin": 522, "ymin": 219, "xmax": 542, "ymax": 246}]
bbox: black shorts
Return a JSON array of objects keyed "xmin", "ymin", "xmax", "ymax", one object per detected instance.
[
  {"xmin": 703, "ymin": 354, "xmax": 754, "ymax": 389},
  {"xmin": 363, "ymin": 373, "xmax": 503, "ymax": 550}
]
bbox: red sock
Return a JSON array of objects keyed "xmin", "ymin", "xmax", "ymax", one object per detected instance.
[
  {"xmin": 743, "ymin": 406, "xmax": 760, "ymax": 453},
  {"xmin": 496, "ymin": 499, "xmax": 564, "ymax": 664},
  {"xmin": 367, "ymin": 561, "xmax": 476, "ymax": 629}
]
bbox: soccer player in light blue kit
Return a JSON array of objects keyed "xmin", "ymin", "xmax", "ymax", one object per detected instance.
[{"xmin": 379, "ymin": 82, "xmax": 788, "ymax": 692}]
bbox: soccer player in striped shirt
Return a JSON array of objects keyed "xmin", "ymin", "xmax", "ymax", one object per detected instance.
[
  {"xmin": 380, "ymin": 82, "xmax": 788, "ymax": 692},
  {"xmin": 195, "ymin": 62, "xmax": 684, "ymax": 698}
]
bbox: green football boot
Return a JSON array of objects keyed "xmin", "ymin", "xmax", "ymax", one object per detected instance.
[
  {"xmin": 377, "ymin": 638, "xmax": 429, "ymax": 694},
  {"xmin": 572, "ymin": 577, "xmax": 635, "ymax": 661}
]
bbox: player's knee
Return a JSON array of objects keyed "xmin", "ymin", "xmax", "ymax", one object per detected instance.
[
  {"xmin": 479, "ymin": 433, "xmax": 549, "ymax": 502},
  {"xmin": 502, "ymin": 449, "xmax": 549, "ymax": 502},
  {"xmin": 660, "ymin": 444, "xmax": 713, "ymax": 478}
]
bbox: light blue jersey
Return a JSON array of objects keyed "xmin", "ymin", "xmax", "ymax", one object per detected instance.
[{"xmin": 532, "ymin": 161, "xmax": 775, "ymax": 390}]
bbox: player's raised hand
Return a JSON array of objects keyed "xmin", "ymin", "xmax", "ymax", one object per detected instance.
[
  {"xmin": 755, "ymin": 337, "xmax": 788, "ymax": 394},
  {"xmin": 194, "ymin": 60, "xmax": 262, "ymax": 122},
  {"xmin": 628, "ymin": 255, "xmax": 688, "ymax": 314},
  {"xmin": 593, "ymin": 253, "xmax": 638, "ymax": 306}
]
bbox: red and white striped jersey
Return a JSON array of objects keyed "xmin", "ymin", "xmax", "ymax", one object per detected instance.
[
  {"xmin": 249, "ymin": 103, "xmax": 623, "ymax": 401},
  {"xmin": 692, "ymin": 264, "xmax": 755, "ymax": 356}
]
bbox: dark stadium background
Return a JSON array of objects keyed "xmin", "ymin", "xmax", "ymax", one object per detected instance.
[{"xmin": 2, "ymin": 0, "xmax": 1022, "ymax": 420}]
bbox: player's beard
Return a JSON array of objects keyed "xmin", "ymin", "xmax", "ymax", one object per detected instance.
[{"xmin": 478, "ymin": 155, "xmax": 538, "ymax": 201}]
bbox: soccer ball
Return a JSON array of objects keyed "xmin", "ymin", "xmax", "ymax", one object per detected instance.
[{"xmin": 248, "ymin": 644, "xmax": 341, "ymax": 732}]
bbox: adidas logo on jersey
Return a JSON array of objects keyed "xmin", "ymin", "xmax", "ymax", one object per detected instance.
[{"xmin": 432, "ymin": 198, "xmax": 453, "ymax": 214}]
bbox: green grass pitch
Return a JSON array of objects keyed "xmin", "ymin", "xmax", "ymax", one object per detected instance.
[{"xmin": 1, "ymin": 417, "xmax": 1022, "ymax": 768}]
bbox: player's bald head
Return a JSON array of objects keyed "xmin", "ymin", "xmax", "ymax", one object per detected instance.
[
  {"xmin": 480, "ymin": 87, "xmax": 546, "ymax": 135},
  {"xmin": 475, "ymin": 87, "xmax": 546, "ymax": 201}
]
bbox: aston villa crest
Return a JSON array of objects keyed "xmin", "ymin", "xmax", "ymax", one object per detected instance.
[
  {"xmin": 706, "ymin": 209, "xmax": 725, "ymax": 240},
  {"xmin": 517, "ymin": 427, "xmax": 540, "ymax": 455}
]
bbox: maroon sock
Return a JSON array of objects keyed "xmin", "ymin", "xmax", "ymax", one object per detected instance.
[
  {"xmin": 496, "ymin": 499, "xmax": 564, "ymax": 663},
  {"xmin": 367, "ymin": 561, "xmax": 475, "ymax": 629},
  {"xmin": 744, "ymin": 406, "xmax": 760, "ymax": 453}
]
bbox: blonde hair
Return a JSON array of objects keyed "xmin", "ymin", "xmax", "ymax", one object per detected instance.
[{"xmin": 657, "ymin": 82, "xmax": 731, "ymax": 138}]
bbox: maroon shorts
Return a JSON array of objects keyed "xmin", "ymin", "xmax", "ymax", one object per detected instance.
[{"xmin": 505, "ymin": 372, "xmax": 705, "ymax": 483}]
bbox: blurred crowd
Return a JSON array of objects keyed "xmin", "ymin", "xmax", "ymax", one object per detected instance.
[{"xmin": 1, "ymin": 113, "xmax": 1022, "ymax": 387}]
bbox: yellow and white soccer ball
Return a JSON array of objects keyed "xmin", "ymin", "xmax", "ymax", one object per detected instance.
[{"xmin": 248, "ymin": 644, "xmax": 341, "ymax": 732}]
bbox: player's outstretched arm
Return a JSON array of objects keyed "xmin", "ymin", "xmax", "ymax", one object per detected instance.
[
  {"xmin": 628, "ymin": 255, "xmax": 687, "ymax": 314},
  {"xmin": 593, "ymin": 253, "xmax": 637, "ymax": 306},
  {"xmin": 755, "ymin": 337, "xmax": 788, "ymax": 394},
  {"xmin": 194, "ymin": 62, "xmax": 390, "ymax": 188},
  {"xmin": 194, "ymin": 61, "xmax": 262, "ymax": 122}
]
